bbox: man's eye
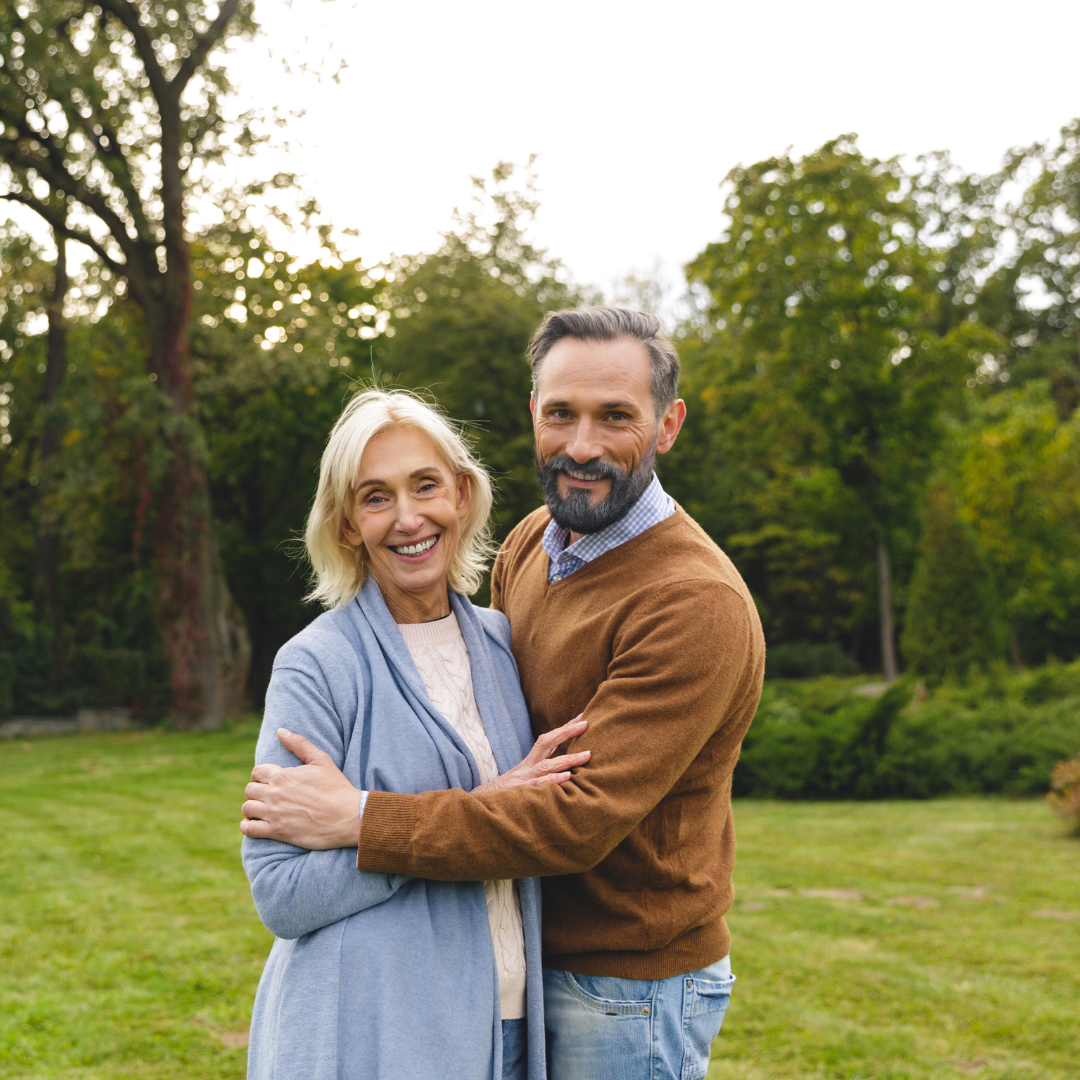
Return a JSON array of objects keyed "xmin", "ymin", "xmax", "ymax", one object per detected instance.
[
  {"xmin": 607, "ymin": 412, "xmax": 628, "ymax": 422},
  {"xmin": 551, "ymin": 410, "xmax": 571, "ymax": 420}
]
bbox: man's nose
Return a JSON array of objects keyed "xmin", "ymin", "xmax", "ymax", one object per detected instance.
[{"xmin": 564, "ymin": 419, "xmax": 605, "ymax": 464}]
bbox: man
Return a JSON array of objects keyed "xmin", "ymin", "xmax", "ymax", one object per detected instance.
[{"xmin": 242, "ymin": 307, "xmax": 765, "ymax": 1079}]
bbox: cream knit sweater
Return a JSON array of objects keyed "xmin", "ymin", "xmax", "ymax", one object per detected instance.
[{"xmin": 397, "ymin": 612, "xmax": 528, "ymax": 1019}]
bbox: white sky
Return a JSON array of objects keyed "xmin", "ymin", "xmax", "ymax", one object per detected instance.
[
  {"xmin": 4, "ymin": 0, "xmax": 1077, "ymax": 302},
  {"xmin": 223, "ymin": 0, "xmax": 1080, "ymax": 297}
]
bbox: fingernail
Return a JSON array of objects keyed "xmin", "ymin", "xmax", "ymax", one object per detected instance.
[{"xmin": 278, "ymin": 727, "xmax": 292, "ymax": 737}]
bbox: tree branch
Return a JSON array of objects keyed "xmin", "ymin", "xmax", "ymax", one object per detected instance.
[
  {"xmin": 69, "ymin": 108, "xmax": 155, "ymax": 245},
  {"xmin": 94, "ymin": 0, "xmax": 170, "ymax": 105},
  {"xmin": 0, "ymin": 191, "xmax": 126, "ymax": 279},
  {"xmin": 0, "ymin": 125, "xmax": 144, "ymax": 273},
  {"xmin": 173, "ymin": 0, "xmax": 245, "ymax": 95}
]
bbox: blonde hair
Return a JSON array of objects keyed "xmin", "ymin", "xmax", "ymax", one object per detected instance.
[{"xmin": 304, "ymin": 389, "xmax": 495, "ymax": 609}]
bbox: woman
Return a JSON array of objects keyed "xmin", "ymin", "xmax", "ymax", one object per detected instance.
[{"xmin": 240, "ymin": 390, "xmax": 587, "ymax": 1080}]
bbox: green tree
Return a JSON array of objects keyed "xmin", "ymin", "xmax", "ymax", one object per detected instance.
[
  {"xmin": 0, "ymin": 223, "xmax": 174, "ymax": 718},
  {"xmin": 901, "ymin": 480, "xmax": 1006, "ymax": 680},
  {"xmin": 681, "ymin": 136, "xmax": 990, "ymax": 677},
  {"xmin": 953, "ymin": 382, "xmax": 1080, "ymax": 665},
  {"xmin": 998, "ymin": 118, "xmax": 1080, "ymax": 416},
  {"xmin": 1, "ymin": 0, "xmax": 256, "ymax": 725}
]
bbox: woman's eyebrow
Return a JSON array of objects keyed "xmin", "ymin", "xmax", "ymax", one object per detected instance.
[{"xmin": 355, "ymin": 466, "xmax": 445, "ymax": 491}]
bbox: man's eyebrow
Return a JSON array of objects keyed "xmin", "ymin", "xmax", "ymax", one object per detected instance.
[{"xmin": 541, "ymin": 399, "xmax": 639, "ymax": 411}]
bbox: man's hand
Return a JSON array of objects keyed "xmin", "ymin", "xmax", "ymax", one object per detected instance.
[
  {"xmin": 240, "ymin": 729, "xmax": 361, "ymax": 850},
  {"xmin": 471, "ymin": 716, "xmax": 591, "ymax": 794}
]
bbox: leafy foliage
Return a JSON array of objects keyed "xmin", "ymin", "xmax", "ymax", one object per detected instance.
[
  {"xmin": 951, "ymin": 383, "xmax": 1080, "ymax": 664},
  {"xmin": 5, "ymin": 111, "xmax": 1080, "ymax": 723},
  {"xmin": 736, "ymin": 663, "xmax": 1080, "ymax": 799},
  {"xmin": 901, "ymin": 481, "xmax": 1006, "ymax": 680}
]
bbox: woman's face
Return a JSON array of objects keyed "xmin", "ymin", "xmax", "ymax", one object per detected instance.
[{"xmin": 341, "ymin": 425, "xmax": 470, "ymax": 622}]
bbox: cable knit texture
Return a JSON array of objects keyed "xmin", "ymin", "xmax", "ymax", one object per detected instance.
[{"xmin": 398, "ymin": 612, "xmax": 528, "ymax": 1019}]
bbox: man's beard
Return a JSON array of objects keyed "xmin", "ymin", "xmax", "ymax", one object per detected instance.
[{"xmin": 536, "ymin": 445, "xmax": 656, "ymax": 535}]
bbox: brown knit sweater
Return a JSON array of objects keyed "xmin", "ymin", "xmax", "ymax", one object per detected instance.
[{"xmin": 357, "ymin": 505, "xmax": 765, "ymax": 979}]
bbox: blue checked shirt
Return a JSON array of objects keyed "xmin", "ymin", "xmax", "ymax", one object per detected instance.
[{"xmin": 542, "ymin": 473, "xmax": 676, "ymax": 583}]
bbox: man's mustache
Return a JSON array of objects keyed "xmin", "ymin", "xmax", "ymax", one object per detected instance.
[{"xmin": 537, "ymin": 455, "xmax": 629, "ymax": 485}]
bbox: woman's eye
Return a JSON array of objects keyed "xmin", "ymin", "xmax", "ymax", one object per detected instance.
[
  {"xmin": 366, "ymin": 494, "xmax": 389, "ymax": 506},
  {"xmin": 418, "ymin": 481, "xmax": 437, "ymax": 494}
]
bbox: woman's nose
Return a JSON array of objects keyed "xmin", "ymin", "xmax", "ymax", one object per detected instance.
[{"xmin": 394, "ymin": 496, "xmax": 426, "ymax": 533}]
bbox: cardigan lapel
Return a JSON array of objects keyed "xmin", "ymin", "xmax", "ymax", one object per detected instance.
[
  {"xmin": 450, "ymin": 591, "xmax": 520, "ymax": 776},
  {"xmin": 353, "ymin": 576, "xmax": 482, "ymax": 789}
]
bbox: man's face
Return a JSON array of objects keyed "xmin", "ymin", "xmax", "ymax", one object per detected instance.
[{"xmin": 531, "ymin": 336, "xmax": 685, "ymax": 536}]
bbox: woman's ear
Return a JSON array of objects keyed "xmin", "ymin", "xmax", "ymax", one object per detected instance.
[
  {"xmin": 340, "ymin": 508, "xmax": 364, "ymax": 548},
  {"xmin": 456, "ymin": 473, "xmax": 471, "ymax": 519}
]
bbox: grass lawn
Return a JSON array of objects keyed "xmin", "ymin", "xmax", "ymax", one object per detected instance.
[
  {"xmin": 712, "ymin": 800, "xmax": 1080, "ymax": 1079},
  {"xmin": 0, "ymin": 727, "xmax": 1077, "ymax": 1079}
]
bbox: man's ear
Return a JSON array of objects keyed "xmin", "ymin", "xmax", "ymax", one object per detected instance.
[
  {"xmin": 656, "ymin": 399, "xmax": 687, "ymax": 455},
  {"xmin": 529, "ymin": 391, "xmax": 536, "ymax": 417}
]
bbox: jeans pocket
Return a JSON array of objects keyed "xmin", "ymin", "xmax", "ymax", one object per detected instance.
[
  {"xmin": 562, "ymin": 971, "xmax": 657, "ymax": 1016},
  {"xmin": 682, "ymin": 973, "xmax": 735, "ymax": 1080}
]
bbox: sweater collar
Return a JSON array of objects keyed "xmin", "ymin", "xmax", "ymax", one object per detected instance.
[{"xmin": 354, "ymin": 575, "xmax": 520, "ymax": 780}]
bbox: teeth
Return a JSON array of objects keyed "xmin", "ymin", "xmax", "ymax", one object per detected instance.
[
  {"xmin": 566, "ymin": 469, "xmax": 600, "ymax": 481},
  {"xmin": 392, "ymin": 536, "xmax": 437, "ymax": 556}
]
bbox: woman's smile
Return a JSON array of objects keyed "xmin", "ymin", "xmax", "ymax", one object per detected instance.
[{"xmin": 388, "ymin": 533, "xmax": 441, "ymax": 560}]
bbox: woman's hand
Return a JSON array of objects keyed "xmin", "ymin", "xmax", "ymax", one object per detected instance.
[{"xmin": 472, "ymin": 716, "xmax": 591, "ymax": 794}]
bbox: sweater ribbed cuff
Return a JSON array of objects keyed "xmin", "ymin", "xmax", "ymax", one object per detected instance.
[{"xmin": 356, "ymin": 791, "xmax": 420, "ymax": 874}]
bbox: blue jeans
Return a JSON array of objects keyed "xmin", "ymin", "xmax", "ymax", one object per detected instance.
[
  {"xmin": 543, "ymin": 956, "xmax": 734, "ymax": 1080},
  {"xmin": 502, "ymin": 1017, "xmax": 527, "ymax": 1080}
]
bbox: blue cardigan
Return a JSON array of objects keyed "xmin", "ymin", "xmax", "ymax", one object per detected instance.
[{"xmin": 241, "ymin": 576, "xmax": 545, "ymax": 1080}]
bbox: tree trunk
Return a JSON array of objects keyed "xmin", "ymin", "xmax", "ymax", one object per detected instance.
[
  {"xmin": 32, "ymin": 232, "xmax": 68, "ymax": 624},
  {"xmin": 877, "ymin": 537, "xmax": 899, "ymax": 681},
  {"xmin": 144, "ymin": 304, "xmax": 250, "ymax": 728},
  {"xmin": 148, "ymin": 429, "xmax": 250, "ymax": 728},
  {"xmin": 139, "ymin": 70, "xmax": 250, "ymax": 728}
]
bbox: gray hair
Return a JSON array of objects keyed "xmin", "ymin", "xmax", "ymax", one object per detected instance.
[{"xmin": 527, "ymin": 306, "xmax": 681, "ymax": 415}]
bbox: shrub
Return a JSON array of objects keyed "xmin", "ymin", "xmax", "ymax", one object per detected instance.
[
  {"xmin": 1047, "ymin": 752, "xmax": 1080, "ymax": 834},
  {"xmin": 735, "ymin": 661, "xmax": 1080, "ymax": 799}
]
